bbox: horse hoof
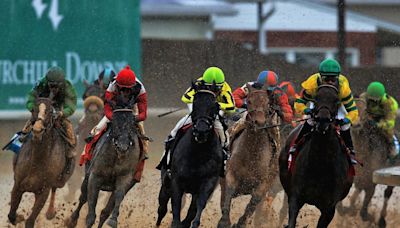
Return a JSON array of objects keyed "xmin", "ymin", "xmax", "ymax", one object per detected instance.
[
  {"xmin": 65, "ymin": 217, "xmax": 78, "ymax": 228},
  {"xmin": 378, "ymin": 217, "xmax": 386, "ymax": 228},
  {"xmin": 8, "ymin": 213, "xmax": 24, "ymax": 225},
  {"xmin": 107, "ymin": 218, "xmax": 118, "ymax": 228},
  {"xmin": 46, "ymin": 209, "xmax": 56, "ymax": 220}
]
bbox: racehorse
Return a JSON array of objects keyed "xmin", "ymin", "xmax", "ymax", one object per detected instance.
[
  {"xmin": 218, "ymin": 84, "xmax": 281, "ymax": 227},
  {"xmin": 65, "ymin": 83, "xmax": 105, "ymax": 201},
  {"xmin": 66, "ymin": 101, "xmax": 140, "ymax": 228},
  {"xmin": 8, "ymin": 97, "xmax": 75, "ymax": 228},
  {"xmin": 156, "ymin": 88, "xmax": 223, "ymax": 228},
  {"xmin": 279, "ymin": 84, "xmax": 353, "ymax": 228},
  {"xmin": 337, "ymin": 98, "xmax": 398, "ymax": 228}
]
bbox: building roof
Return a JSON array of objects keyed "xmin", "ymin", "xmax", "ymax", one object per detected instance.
[
  {"xmin": 141, "ymin": 0, "xmax": 237, "ymax": 17},
  {"xmin": 311, "ymin": 0, "xmax": 400, "ymax": 5},
  {"xmin": 213, "ymin": 1, "xmax": 377, "ymax": 32}
]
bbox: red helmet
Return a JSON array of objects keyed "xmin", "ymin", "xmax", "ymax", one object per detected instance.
[{"xmin": 116, "ymin": 65, "xmax": 136, "ymax": 88}]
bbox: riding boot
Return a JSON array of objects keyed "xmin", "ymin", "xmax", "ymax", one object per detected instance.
[
  {"xmin": 340, "ymin": 129, "xmax": 357, "ymax": 164},
  {"xmin": 63, "ymin": 119, "xmax": 76, "ymax": 147},
  {"xmin": 289, "ymin": 121, "xmax": 313, "ymax": 154},
  {"xmin": 137, "ymin": 122, "xmax": 149, "ymax": 160},
  {"xmin": 156, "ymin": 135, "xmax": 175, "ymax": 171}
]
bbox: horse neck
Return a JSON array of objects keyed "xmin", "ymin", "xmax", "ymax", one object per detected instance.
[
  {"xmin": 31, "ymin": 129, "xmax": 56, "ymax": 162},
  {"xmin": 241, "ymin": 127, "xmax": 271, "ymax": 158},
  {"xmin": 308, "ymin": 128, "xmax": 341, "ymax": 163}
]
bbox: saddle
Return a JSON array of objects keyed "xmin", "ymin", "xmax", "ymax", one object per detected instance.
[{"xmin": 287, "ymin": 124, "xmax": 355, "ymax": 177}]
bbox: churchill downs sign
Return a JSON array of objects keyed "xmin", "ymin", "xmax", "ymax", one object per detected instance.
[{"xmin": 0, "ymin": 0, "xmax": 141, "ymax": 111}]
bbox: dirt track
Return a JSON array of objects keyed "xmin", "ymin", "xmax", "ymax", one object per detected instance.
[{"xmin": 0, "ymin": 115, "xmax": 400, "ymax": 228}]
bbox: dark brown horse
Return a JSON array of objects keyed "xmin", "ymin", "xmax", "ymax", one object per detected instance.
[
  {"xmin": 65, "ymin": 83, "xmax": 104, "ymax": 201},
  {"xmin": 337, "ymin": 98, "xmax": 398, "ymax": 227},
  {"xmin": 8, "ymin": 97, "xmax": 75, "ymax": 228},
  {"xmin": 279, "ymin": 84, "xmax": 353, "ymax": 228},
  {"xmin": 218, "ymin": 85, "xmax": 281, "ymax": 227}
]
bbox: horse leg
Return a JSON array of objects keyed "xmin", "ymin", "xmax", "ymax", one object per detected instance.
[
  {"xmin": 46, "ymin": 188, "xmax": 57, "ymax": 220},
  {"xmin": 218, "ymin": 174, "xmax": 236, "ymax": 228},
  {"xmin": 66, "ymin": 175, "xmax": 89, "ymax": 228},
  {"xmin": 181, "ymin": 194, "xmax": 198, "ymax": 228},
  {"xmin": 86, "ymin": 175, "xmax": 101, "ymax": 228},
  {"xmin": 191, "ymin": 178, "xmax": 218, "ymax": 228},
  {"xmin": 337, "ymin": 186, "xmax": 361, "ymax": 216},
  {"xmin": 378, "ymin": 186, "xmax": 394, "ymax": 228},
  {"xmin": 235, "ymin": 184, "xmax": 266, "ymax": 228},
  {"xmin": 8, "ymin": 186, "xmax": 24, "ymax": 225},
  {"xmin": 278, "ymin": 192, "xmax": 289, "ymax": 226},
  {"xmin": 286, "ymin": 196, "xmax": 303, "ymax": 228},
  {"xmin": 156, "ymin": 181, "xmax": 171, "ymax": 226},
  {"xmin": 360, "ymin": 187, "xmax": 375, "ymax": 222},
  {"xmin": 316, "ymin": 207, "xmax": 335, "ymax": 228},
  {"xmin": 98, "ymin": 193, "xmax": 115, "ymax": 228},
  {"xmin": 106, "ymin": 177, "xmax": 136, "ymax": 228},
  {"xmin": 25, "ymin": 188, "xmax": 51, "ymax": 228},
  {"xmin": 171, "ymin": 179, "xmax": 184, "ymax": 228}
]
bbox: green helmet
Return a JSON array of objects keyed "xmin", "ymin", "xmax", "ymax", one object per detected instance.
[
  {"xmin": 46, "ymin": 66, "xmax": 65, "ymax": 83},
  {"xmin": 319, "ymin": 58, "xmax": 341, "ymax": 77},
  {"xmin": 202, "ymin": 67, "xmax": 225, "ymax": 85},
  {"xmin": 367, "ymin": 81, "xmax": 385, "ymax": 100}
]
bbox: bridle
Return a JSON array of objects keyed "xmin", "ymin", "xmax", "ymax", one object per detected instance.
[
  {"xmin": 246, "ymin": 89, "xmax": 276, "ymax": 130},
  {"xmin": 314, "ymin": 84, "xmax": 339, "ymax": 124},
  {"xmin": 192, "ymin": 90, "xmax": 218, "ymax": 142}
]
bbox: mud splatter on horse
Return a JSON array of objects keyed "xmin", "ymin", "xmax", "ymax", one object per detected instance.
[{"xmin": 8, "ymin": 97, "xmax": 75, "ymax": 228}]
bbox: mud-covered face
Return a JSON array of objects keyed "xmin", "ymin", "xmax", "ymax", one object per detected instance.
[
  {"xmin": 48, "ymin": 81, "xmax": 63, "ymax": 95},
  {"xmin": 246, "ymin": 84, "xmax": 270, "ymax": 127}
]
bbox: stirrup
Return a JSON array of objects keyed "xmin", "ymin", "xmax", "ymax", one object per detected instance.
[{"xmin": 289, "ymin": 145, "xmax": 297, "ymax": 154}]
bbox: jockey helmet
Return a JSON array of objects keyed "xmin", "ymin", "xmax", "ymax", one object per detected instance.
[
  {"xmin": 202, "ymin": 66, "xmax": 225, "ymax": 86},
  {"xmin": 46, "ymin": 66, "xmax": 65, "ymax": 87},
  {"xmin": 257, "ymin": 70, "xmax": 279, "ymax": 90},
  {"xmin": 280, "ymin": 81, "xmax": 296, "ymax": 98},
  {"xmin": 319, "ymin": 58, "xmax": 341, "ymax": 77},
  {"xmin": 367, "ymin": 81, "xmax": 385, "ymax": 100},
  {"xmin": 116, "ymin": 65, "xmax": 136, "ymax": 88}
]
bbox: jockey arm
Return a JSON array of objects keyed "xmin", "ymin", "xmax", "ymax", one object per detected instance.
[
  {"xmin": 26, "ymin": 78, "xmax": 46, "ymax": 112},
  {"xmin": 135, "ymin": 93, "xmax": 147, "ymax": 122},
  {"xmin": 339, "ymin": 77, "xmax": 358, "ymax": 124},
  {"xmin": 273, "ymin": 89, "xmax": 293, "ymax": 123},
  {"xmin": 62, "ymin": 81, "xmax": 77, "ymax": 118},
  {"xmin": 378, "ymin": 96, "xmax": 398, "ymax": 131},
  {"xmin": 217, "ymin": 82, "xmax": 236, "ymax": 114},
  {"xmin": 232, "ymin": 84, "xmax": 248, "ymax": 108}
]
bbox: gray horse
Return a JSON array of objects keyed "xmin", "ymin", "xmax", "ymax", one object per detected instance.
[{"xmin": 66, "ymin": 108, "xmax": 140, "ymax": 228}]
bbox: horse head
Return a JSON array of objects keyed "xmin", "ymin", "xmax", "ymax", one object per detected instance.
[
  {"xmin": 110, "ymin": 108, "xmax": 136, "ymax": 159},
  {"xmin": 245, "ymin": 84, "xmax": 271, "ymax": 128},
  {"xmin": 191, "ymin": 89, "xmax": 219, "ymax": 143},
  {"xmin": 32, "ymin": 97, "xmax": 55, "ymax": 141},
  {"xmin": 82, "ymin": 83, "xmax": 105, "ymax": 116},
  {"xmin": 314, "ymin": 84, "xmax": 340, "ymax": 134}
]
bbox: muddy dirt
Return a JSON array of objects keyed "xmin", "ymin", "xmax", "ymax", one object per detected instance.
[{"xmin": 0, "ymin": 114, "xmax": 399, "ymax": 228}]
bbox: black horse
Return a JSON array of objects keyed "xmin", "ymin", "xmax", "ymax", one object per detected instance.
[
  {"xmin": 156, "ymin": 89, "xmax": 223, "ymax": 228},
  {"xmin": 279, "ymin": 84, "xmax": 353, "ymax": 228},
  {"xmin": 66, "ymin": 103, "xmax": 140, "ymax": 228}
]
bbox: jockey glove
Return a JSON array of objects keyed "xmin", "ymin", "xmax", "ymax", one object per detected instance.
[
  {"xmin": 304, "ymin": 108, "xmax": 312, "ymax": 115},
  {"xmin": 341, "ymin": 117, "xmax": 351, "ymax": 126}
]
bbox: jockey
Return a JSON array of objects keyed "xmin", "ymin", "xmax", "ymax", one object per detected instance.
[
  {"xmin": 22, "ymin": 66, "xmax": 77, "ymax": 174},
  {"xmin": 279, "ymin": 81, "xmax": 298, "ymax": 108},
  {"xmin": 156, "ymin": 66, "xmax": 235, "ymax": 175},
  {"xmin": 85, "ymin": 65, "xmax": 149, "ymax": 160},
  {"xmin": 360, "ymin": 82, "xmax": 399, "ymax": 158},
  {"xmin": 230, "ymin": 70, "xmax": 293, "ymax": 137},
  {"xmin": 290, "ymin": 58, "xmax": 359, "ymax": 163}
]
